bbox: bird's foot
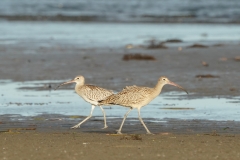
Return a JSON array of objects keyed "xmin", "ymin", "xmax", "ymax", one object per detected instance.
[
  {"xmin": 101, "ymin": 126, "xmax": 108, "ymax": 129},
  {"xmin": 117, "ymin": 131, "xmax": 123, "ymax": 135},
  {"xmin": 146, "ymin": 132, "xmax": 154, "ymax": 135},
  {"xmin": 71, "ymin": 125, "xmax": 80, "ymax": 129}
]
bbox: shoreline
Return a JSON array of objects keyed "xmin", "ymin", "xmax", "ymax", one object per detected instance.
[
  {"xmin": 1, "ymin": 114, "xmax": 240, "ymax": 134},
  {"xmin": 1, "ymin": 14, "xmax": 240, "ymax": 24}
]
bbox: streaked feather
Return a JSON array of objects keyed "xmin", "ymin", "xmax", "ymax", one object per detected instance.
[
  {"xmin": 99, "ymin": 85, "xmax": 154, "ymax": 107},
  {"xmin": 77, "ymin": 84, "xmax": 114, "ymax": 102}
]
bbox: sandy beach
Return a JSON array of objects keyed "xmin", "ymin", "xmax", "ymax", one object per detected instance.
[{"xmin": 1, "ymin": 131, "xmax": 240, "ymax": 160}]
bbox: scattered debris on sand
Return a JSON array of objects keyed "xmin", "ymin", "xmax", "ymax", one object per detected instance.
[
  {"xmin": 234, "ymin": 56, "xmax": 240, "ymax": 61},
  {"xmin": 201, "ymin": 61, "xmax": 209, "ymax": 67},
  {"xmin": 125, "ymin": 44, "xmax": 144, "ymax": 49},
  {"xmin": 230, "ymin": 88, "xmax": 238, "ymax": 92},
  {"xmin": 147, "ymin": 40, "xmax": 168, "ymax": 49},
  {"xmin": 120, "ymin": 134, "xmax": 142, "ymax": 140},
  {"xmin": 188, "ymin": 44, "xmax": 208, "ymax": 48},
  {"xmin": 165, "ymin": 39, "xmax": 183, "ymax": 43},
  {"xmin": 123, "ymin": 54, "xmax": 156, "ymax": 61},
  {"xmin": 204, "ymin": 130, "xmax": 220, "ymax": 136},
  {"xmin": 196, "ymin": 74, "xmax": 219, "ymax": 78},
  {"xmin": 178, "ymin": 47, "xmax": 182, "ymax": 51}
]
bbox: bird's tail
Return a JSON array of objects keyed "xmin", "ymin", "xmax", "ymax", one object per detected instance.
[{"xmin": 98, "ymin": 94, "xmax": 116, "ymax": 106}]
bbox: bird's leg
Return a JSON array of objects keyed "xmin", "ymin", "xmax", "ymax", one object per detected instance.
[
  {"xmin": 138, "ymin": 108, "xmax": 153, "ymax": 135},
  {"xmin": 71, "ymin": 105, "xmax": 95, "ymax": 129},
  {"xmin": 99, "ymin": 106, "xmax": 108, "ymax": 129},
  {"xmin": 117, "ymin": 108, "xmax": 133, "ymax": 134}
]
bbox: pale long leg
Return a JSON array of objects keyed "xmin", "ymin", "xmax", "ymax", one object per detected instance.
[
  {"xmin": 138, "ymin": 108, "xmax": 153, "ymax": 134},
  {"xmin": 117, "ymin": 108, "xmax": 133, "ymax": 134},
  {"xmin": 99, "ymin": 106, "xmax": 108, "ymax": 129},
  {"xmin": 71, "ymin": 105, "xmax": 95, "ymax": 129}
]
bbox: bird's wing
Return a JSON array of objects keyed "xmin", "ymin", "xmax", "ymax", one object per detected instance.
[
  {"xmin": 100, "ymin": 86, "xmax": 152, "ymax": 107},
  {"xmin": 79, "ymin": 85, "xmax": 114, "ymax": 101},
  {"xmin": 124, "ymin": 85, "xmax": 137, "ymax": 89}
]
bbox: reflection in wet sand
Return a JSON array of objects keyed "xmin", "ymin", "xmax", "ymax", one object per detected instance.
[{"xmin": 0, "ymin": 80, "xmax": 239, "ymax": 121}]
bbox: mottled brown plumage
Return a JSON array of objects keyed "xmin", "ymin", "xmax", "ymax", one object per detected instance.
[
  {"xmin": 99, "ymin": 76, "xmax": 188, "ymax": 134},
  {"xmin": 102, "ymin": 86, "xmax": 155, "ymax": 108},
  {"xmin": 56, "ymin": 75, "xmax": 113, "ymax": 129},
  {"xmin": 76, "ymin": 84, "xmax": 114, "ymax": 106}
]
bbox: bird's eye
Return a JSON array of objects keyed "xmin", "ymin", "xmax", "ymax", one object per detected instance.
[
  {"xmin": 163, "ymin": 78, "xmax": 165, "ymax": 81},
  {"xmin": 77, "ymin": 78, "xmax": 79, "ymax": 79}
]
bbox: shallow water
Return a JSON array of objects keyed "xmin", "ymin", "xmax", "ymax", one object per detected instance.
[
  {"xmin": 0, "ymin": 21, "xmax": 240, "ymax": 48},
  {"xmin": 0, "ymin": 80, "xmax": 239, "ymax": 121},
  {"xmin": 1, "ymin": 0, "xmax": 240, "ymax": 23}
]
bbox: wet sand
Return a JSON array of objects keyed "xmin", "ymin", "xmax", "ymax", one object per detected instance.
[
  {"xmin": 1, "ymin": 43, "xmax": 240, "ymax": 96},
  {"xmin": 1, "ymin": 131, "xmax": 240, "ymax": 160},
  {"xmin": 1, "ymin": 114, "xmax": 240, "ymax": 160},
  {"xmin": 1, "ymin": 43, "xmax": 240, "ymax": 159}
]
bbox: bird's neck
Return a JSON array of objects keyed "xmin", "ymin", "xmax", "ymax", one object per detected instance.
[
  {"xmin": 75, "ymin": 82, "xmax": 84, "ymax": 91},
  {"xmin": 153, "ymin": 81, "xmax": 165, "ymax": 96}
]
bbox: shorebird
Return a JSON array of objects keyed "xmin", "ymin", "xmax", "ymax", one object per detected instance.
[
  {"xmin": 99, "ymin": 76, "xmax": 188, "ymax": 134},
  {"xmin": 56, "ymin": 75, "xmax": 114, "ymax": 129}
]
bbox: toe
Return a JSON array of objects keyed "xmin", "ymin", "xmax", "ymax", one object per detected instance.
[
  {"xmin": 146, "ymin": 132, "xmax": 154, "ymax": 135},
  {"xmin": 71, "ymin": 125, "xmax": 79, "ymax": 129},
  {"xmin": 101, "ymin": 126, "xmax": 108, "ymax": 129}
]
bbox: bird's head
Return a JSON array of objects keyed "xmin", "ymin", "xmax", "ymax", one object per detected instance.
[
  {"xmin": 158, "ymin": 76, "xmax": 188, "ymax": 94},
  {"xmin": 55, "ymin": 75, "xmax": 85, "ymax": 90}
]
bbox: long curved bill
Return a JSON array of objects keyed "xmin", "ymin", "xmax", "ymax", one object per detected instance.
[
  {"xmin": 55, "ymin": 79, "xmax": 75, "ymax": 90},
  {"xmin": 168, "ymin": 81, "xmax": 188, "ymax": 94}
]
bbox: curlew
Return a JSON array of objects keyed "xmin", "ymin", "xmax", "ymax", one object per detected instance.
[
  {"xmin": 56, "ymin": 75, "xmax": 114, "ymax": 129},
  {"xmin": 99, "ymin": 76, "xmax": 188, "ymax": 134}
]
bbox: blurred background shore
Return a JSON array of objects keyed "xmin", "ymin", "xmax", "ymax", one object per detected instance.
[
  {"xmin": 1, "ymin": 0, "xmax": 240, "ymax": 49},
  {"xmin": 1, "ymin": 0, "xmax": 240, "ymax": 23}
]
